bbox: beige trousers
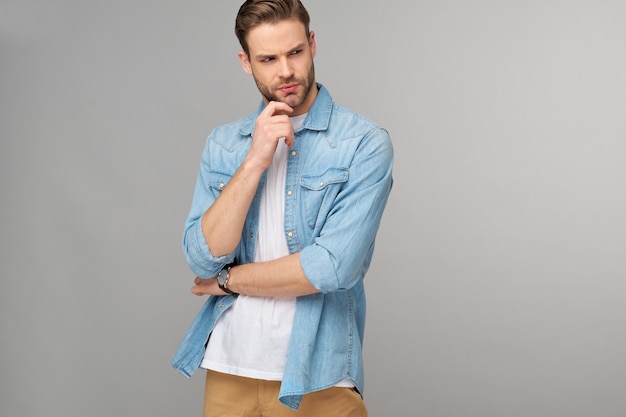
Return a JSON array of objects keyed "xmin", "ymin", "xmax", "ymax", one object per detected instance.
[{"xmin": 203, "ymin": 370, "xmax": 368, "ymax": 417}]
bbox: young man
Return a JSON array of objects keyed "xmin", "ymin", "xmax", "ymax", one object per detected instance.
[{"xmin": 172, "ymin": 1, "xmax": 393, "ymax": 415}]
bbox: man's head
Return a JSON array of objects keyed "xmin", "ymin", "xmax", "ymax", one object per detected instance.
[
  {"xmin": 235, "ymin": 0, "xmax": 317, "ymax": 115},
  {"xmin": 235, "ymin": 0, "xmax": 310, "ymax": 56}
]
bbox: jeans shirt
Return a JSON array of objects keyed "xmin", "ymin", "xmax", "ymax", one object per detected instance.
[{"xmin": 171, "ymin": 84, "xmax": 394, "ymax": 410}]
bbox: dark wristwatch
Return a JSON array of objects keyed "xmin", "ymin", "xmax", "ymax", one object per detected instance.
[{"xmin": 217, "ymin": 264, "xmax": 237, "ymax": 295}]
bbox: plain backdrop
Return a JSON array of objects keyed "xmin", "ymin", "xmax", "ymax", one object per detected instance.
[{"xmin": 1, "ymin": 1, "xmax": 625, "ymax": 416}]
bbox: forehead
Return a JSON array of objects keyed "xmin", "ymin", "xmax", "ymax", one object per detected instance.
[{"xmin": 246, "ymin": 19, "xmax": 309, "ymax": 55}]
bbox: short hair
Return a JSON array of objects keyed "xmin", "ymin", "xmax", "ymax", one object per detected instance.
[{"xmin": 235, "ymin": 0, "xmax": 311, "ymax": 55}]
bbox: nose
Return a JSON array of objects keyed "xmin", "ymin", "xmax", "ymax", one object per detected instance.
[{"xmin": 277, "ymin": 57, "xmax": 294, "ymax": 79}]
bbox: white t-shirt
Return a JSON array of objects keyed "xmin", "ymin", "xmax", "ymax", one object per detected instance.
[{"xmin": 201, "ymin": 114, "xmax": 307, "ymax": 380}]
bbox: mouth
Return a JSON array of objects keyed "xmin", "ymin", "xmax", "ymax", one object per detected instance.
[{"xmin": 278, "ymin": 83, "xmax": 299, "ymax": 94}]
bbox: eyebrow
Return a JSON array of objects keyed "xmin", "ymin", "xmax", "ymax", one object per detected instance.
[{"xmin": 254, "ymin": 43, "xmax": 307, "ymax": 60}]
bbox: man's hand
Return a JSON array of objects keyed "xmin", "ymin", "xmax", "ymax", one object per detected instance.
[
  {"xmin": 246, "ymin": 101, "xmax": 294, "ymax": 170},
  {"xmin": 191, "ymin": 277, "xmax": 228, "ymax": 296}
]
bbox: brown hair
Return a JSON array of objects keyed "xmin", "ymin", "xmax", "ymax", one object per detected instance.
[{"xmin": 235, "ymin": 0, "xmax": 311, "ymax": 55}]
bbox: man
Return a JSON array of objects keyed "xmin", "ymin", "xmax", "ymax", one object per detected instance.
[{"xmin": 172, "ymin": 0, "xmax": 393, "ymax": 415}]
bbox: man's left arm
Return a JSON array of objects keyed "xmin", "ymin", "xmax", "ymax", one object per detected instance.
[{"xmin": 191, "ymin": 252, "xmax": 315, "ymax": 297}]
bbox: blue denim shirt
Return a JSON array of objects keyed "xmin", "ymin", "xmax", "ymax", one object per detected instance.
[{"xmin": 171, "ymin": 84, "xmax": 393, "ymax": 410}]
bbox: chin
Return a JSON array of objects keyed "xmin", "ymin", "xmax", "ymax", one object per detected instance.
[{"xmin": 284, "ymin": 95, "xmax": 304, "ymax": 108}]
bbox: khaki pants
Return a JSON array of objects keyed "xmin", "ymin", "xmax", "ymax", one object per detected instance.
[{"xmin": 203, "ymin": 370, "xmax": 368, "ymax": 417}]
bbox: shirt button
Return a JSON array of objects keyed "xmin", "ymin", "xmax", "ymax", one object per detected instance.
[
  {"xmin": 219, "ymin": 183, "xmax": 225, "ymax": 189},
  {"xmin": 287, "ymin": 232, "xmax": 293, "ymax": 238},
  {"xmin": 291, "ymin": 151, "xmax": 297, "ymax": 157},
  {"xmin": 287, "ymin": 190, "xmax": 293, "ymax": 196},
  {"xmin": 319, "ymin": 181, "xmax": 324, "ymax": 187}
]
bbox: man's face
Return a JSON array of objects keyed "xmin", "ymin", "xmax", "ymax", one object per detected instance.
[{"xmin": 239, "ymin": 19, "xmax": 317, "ymax": 115}]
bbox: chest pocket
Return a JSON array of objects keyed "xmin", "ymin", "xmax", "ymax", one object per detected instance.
[{"xmin": 299, "ymin": 168, "xmax": 349, "ymax": 229}]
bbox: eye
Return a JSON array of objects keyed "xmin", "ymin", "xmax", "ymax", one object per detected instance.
[
  {"xmin": 260, "ymin": 56, "xmax": 275, "ymax": 63},
  {"xmin": 290, "ymin": 49, "xmax": 302, "ymax": 56}
]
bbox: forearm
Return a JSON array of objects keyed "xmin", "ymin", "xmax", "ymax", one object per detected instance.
[
  {"xmin": 201, "ymin": 103, "xmax": 295, "ymax": 257},
  {"xmin": 228, "ymin": 253, "xmax": 319, "ymax": 298},
  {"xmin": 201, "ymin": 159, "xmax": 264, "ymax": 257}
]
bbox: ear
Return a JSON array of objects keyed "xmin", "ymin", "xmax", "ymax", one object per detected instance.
[
  {"xmin": 309, "ymin": 31, "xmax": 317, "ymax": 59},
  {"xmin": 238, "ymin": 51, "xmax": 253, "ymax": 75}
]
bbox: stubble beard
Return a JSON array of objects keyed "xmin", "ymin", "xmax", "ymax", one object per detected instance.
[{"xmin": 254, "ymin": 62, "xmax": 316, "ymax": 110}]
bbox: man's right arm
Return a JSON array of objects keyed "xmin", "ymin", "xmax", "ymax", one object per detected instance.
[
  {"xmin": 199, "ymin": 101, "xmax": 295, "ymax": 258},
  {"xmin": 200, "ymin": 158, "xmax": 264, "ymax": 257}
]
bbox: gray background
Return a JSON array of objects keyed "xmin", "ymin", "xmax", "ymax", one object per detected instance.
[{"xmin": 1, "ymin": 1, "xmax": 625, "ymax": 416}]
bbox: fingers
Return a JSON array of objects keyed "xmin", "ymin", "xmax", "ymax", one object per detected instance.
[
  {"xmin": 258, "ymin": 102, "xmax": 294, "ymax": 140},
  {"xmin": 257, "ymin": 102, "xmax": 294, "ymax": 137},
  {"xmin": 260, "ymin": 101, "xmax": 293, "ymax": 118},
  {"xmin": 191, "ymin": 277, "xmax": 212, "ymax": 296},
  {"xmin": 249, "ymin": 101, "xmax": 296, "ymax": 167},
  {"xmin": 191, "ymin": 277, "xmax": 226, "ymax": 297}
]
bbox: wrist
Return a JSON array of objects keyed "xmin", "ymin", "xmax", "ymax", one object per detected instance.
[
  {"xmin": 217, "ymin": 264, "xmax": 238, "ymax": 295},
  {"xmin": 242, "ymin": 154, "xmax": 270, "ymax": 173}
]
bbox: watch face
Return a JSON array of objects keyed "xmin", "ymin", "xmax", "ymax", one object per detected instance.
[{"xmin": 217, "ymin": 269, "xmax": 227, "ymax": 286}]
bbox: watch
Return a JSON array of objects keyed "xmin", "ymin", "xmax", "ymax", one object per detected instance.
[{"xmin": 217, "ymin": 265, "xmax": 237, "ymax": 295}]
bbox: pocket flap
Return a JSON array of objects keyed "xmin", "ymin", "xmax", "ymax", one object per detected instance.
[{"xmin": 300, "ymin": 168, "xmax": 349, "ymax": 191}]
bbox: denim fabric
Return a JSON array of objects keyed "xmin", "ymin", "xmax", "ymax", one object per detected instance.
[{"xmin": 171, "ymin": 84, "xmax": 393, "ymax": 410}]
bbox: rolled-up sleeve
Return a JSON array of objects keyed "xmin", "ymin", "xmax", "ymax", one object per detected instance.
[{"xmin": 182, "ymin": 136, "xmax": 236, "ymax": 278}]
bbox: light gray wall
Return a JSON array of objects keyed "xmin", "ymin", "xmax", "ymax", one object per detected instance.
[{"xmin": 2, "ymin": 1, "xmax": 625, "ymax": 416}]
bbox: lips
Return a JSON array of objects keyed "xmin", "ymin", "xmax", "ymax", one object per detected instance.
[{"xmin": 279, "ymin": 84, "xmax": 299, "ymax": 94}]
